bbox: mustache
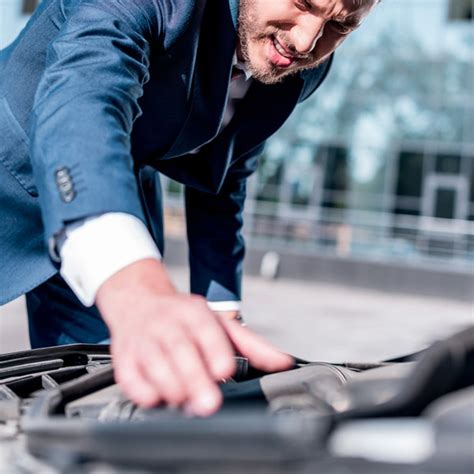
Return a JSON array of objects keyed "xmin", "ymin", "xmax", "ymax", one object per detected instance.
[{"xmin": 254, "ymin": 28, "xmax": 312, "ymax": 61}]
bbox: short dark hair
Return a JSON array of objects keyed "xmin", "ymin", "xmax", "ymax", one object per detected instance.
[{"xmin": 22, "ymin": 0, "xmax": 39, "ymax": 15}]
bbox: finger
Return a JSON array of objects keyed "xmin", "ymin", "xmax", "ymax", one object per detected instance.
[
  {"xmin": 138, "ymin": 338, "xmax": 187, "ymax": 407},
  {"xmin": 183, "ymin": 311, "xmax": 236, "ymax": 381},
  {"xmin": 159, "ymin": 326, "xmax": 223, "ymax": 417},
  {"xmin": 221, "ymin": 319, "xmax": 294, "ymax": 372},
  {"xmin": 113, "ymin": 343, "xmax": 161, "ymax": 408}
]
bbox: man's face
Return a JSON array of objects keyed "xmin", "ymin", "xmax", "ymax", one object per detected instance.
[{"xmin": 238, "ymin": 0, "xmax": 379, "ymax": 84}]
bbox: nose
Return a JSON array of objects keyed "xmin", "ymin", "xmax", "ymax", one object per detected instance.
[{"xmin": 292, "ymin": 16, "xmax": 325, "ymax": 56}]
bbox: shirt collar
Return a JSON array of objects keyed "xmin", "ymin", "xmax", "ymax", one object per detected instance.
[
  {"xmin": 232, "ymin": 53, "xmax": 253, "ymax": 81},
  {"xmin": 228, "ymin": 1, "xmax": 252, "ymax": 80}
]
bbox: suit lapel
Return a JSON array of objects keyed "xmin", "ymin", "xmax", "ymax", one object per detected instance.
[
  {"xmin": 195, "ymin": 75, "xmax": 305, "ymax": 193},
  {"xmin": 163, "ymin": 0, "xmax": 237, "ymax": 158},
  {"xmin": 154, "ymin": 76, "xmax": 304, "ymax": 194},
  {"xmin": 229, "ymin": 75, "xmax": 304, "ymax": 156}
]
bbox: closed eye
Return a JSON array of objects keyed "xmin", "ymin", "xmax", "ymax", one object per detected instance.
[
  {"xmin": 329, "ymin": 21, "xmax": 354, "ymax": 35},
  {"xmin": 295, "ymin": 0, "xmax": 313, "ymax": 12}
]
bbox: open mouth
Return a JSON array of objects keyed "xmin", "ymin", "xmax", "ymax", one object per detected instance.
[
  {"xmin": 267, "ymin": 36, "xmax": 295, "ymax": 68},
  {"xmin": 267, "ymin": 35, "xmax": 307, "ymax": 69},
  {"xmin": 272, "ymin": 36, "xmax": 298, "ymax": 60}
]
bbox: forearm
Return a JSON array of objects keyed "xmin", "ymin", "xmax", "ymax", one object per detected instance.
[
  {"xmin": 95, "ymin": 258, "xmax": 176, "ymax": 315},
  {"xmin": 30, "ymin": 0, "xmax": 158, "ymax": 242}
]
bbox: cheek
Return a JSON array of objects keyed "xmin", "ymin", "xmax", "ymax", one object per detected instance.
[{"xmin": 248, "ymin": 35, "xmax": 270, "ymax": 64}]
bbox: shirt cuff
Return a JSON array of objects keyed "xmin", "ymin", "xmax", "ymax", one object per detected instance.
[
  {"xmin": 207, "ymin": 301, "xmax": 241, "ymax": 312},
  {"xmin": 59, "ymin": 213, "xmax": 161, "ymax": 307}
]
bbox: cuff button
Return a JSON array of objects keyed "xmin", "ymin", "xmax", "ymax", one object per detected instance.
[{"xmin": 55, "ymin": 167, "xmax": 76, "ymax": 203}]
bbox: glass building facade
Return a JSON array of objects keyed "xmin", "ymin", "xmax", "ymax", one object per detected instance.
[{"xmin": 2, "ymin": 0, "xmax": 473, "ymax": 270}]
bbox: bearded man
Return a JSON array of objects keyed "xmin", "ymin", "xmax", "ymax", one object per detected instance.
[{"xmin": 0, "ymin": 0, "xmax": 379, "ymax": 415}]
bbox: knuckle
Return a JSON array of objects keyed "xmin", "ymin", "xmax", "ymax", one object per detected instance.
[
  {"xmin": 179, "ymin": 361, "xmax": 201, "ymax": 379},
  {"xmin": 174, "ymin": 351, "xmax": 202, "ymax": 375},
  {"xmin": 214, "ymin": 357, "xmax": 236, "ymax": 379},
  {"xmin": 123, "ymin": 378, "xmax": 160, "ymax": 407},
  {"xmin": 145, "ymin": 365, "xmax": 165, "ymax": 385},
  {"xmin": 164, "ymin": 386, "xmax": 187, "ymax": 406},
  {"xmin": 188, "ymin": 308, "xmax": 207, "ymax": 324},
  {"xmin": 166, "ymin": 332, "xmax": 190, "ymax": 352},
  {"xmin": 199, "ymin": 325, "xmax": 225, "ymax": 345},
  {"xmin": 187, "ymin": 363, "xmax": 214, "ymax": 385},
  {"xmin": 146, "ymin": 365, "xmax": 187, "ymax": 406}
]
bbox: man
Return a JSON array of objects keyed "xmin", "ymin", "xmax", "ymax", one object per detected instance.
[{"xmin": 0, "ymin": 0, "xmax": 379, "ymax": 415}]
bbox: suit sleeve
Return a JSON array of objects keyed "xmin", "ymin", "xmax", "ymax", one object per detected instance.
[
  {"xmin": 29, "ymin": 0, "xmax": 161, "ymax": 244},
  {"xmin": 185, "ymin": 143, "xmax": 265, "ymax": 302}
]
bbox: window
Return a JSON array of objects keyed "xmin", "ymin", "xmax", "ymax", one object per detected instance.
[
  {"xmin": 470, "ymin": 157, "xmax": 474, "ymax": 221},
  {"xmin": 396, "ymin": 151, "xmax": 424, "ymax": 198},
  {"xmin": 256, "ymin": 155, "xmax": 284, "ymax": 204},
  {"xmin": 166, "ymin": 179, "xmax": 183, "ymax": 198},
  {"xmin": 435, "ymin": 154, "xmax": 461, "ymax": 174},
  {"xmin": 434, "ymin": 188, "xmax": 457, "ymax": 219},
  {"xmin": 394, "ymin": 151, "xmax": 424, "ymax": 216},
  {"xmin": 322, "ymin": 146, "xmax": 349, "ymax": 209},
  {"xmin": 448, "ymin": 0, "xmax": 473, "ymax": 21},
  {"xmin": 284, "ymin": 144, "xmax": 317, "ymax": 207}
]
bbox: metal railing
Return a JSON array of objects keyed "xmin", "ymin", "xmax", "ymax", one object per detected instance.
[
  {"xmin": 244, "ymin": 203, "xmax": 474, "ymax": 269},
  {"xmin": 162, "ymin": 181, "xmax": 474, "ymax": 270}
]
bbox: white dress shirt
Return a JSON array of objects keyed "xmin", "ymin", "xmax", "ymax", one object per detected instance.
[{"xmin": 59, "ymin": 58, "xmax": 252, "ymax": 308}]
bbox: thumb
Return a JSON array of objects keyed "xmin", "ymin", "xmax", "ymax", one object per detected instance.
[{"xmin": 221, "ymin": 319, "xmax": 294, "ymax": 372}]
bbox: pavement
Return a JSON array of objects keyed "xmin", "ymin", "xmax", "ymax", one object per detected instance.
[{"xmin": 1, "ymin": 266, "xmax": 473, "ymax": 361}]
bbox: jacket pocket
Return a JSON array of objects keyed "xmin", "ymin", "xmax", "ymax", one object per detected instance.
[{"xmin": 0, "ymin": 97, "xmax": 38, "ymax": 196}]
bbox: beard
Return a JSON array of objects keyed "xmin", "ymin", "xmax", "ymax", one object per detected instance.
[{"xmin": 237, "ymin": 0, "xmax": 324, "ymax": 85}]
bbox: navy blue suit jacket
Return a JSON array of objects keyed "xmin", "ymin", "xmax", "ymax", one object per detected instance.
[{"xmin": 0, "ymin": 0, "xmax": 331, "ymax": 305}]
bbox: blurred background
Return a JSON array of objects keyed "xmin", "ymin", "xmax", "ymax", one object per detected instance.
[{"xmin": 1, "ymin": 0, "xmax": 473, "ymax": 359}]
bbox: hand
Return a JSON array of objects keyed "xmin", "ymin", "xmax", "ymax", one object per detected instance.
[
  {"xmin": 96, "ymin": 259, "xmax": 293, "ymax": 416},
  {"xmin": 213, "ymin": 309, "xmax": 241, "ymax": 321}
]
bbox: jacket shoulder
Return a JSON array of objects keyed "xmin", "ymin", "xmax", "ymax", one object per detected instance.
[
  {"xmin": 158, "ymin": 0, "xmax": 206, "ymax": 49},
  {"xmin": 59, "ymin": 0, "xmax": 204, "ymax": 45}
]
